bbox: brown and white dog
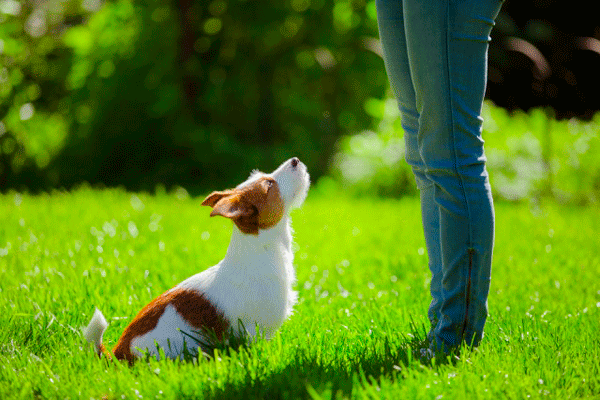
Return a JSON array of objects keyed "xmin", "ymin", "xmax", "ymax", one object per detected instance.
[{"xmin": 83, "ymin": 158, "xmax": 310, "ymax": 363}]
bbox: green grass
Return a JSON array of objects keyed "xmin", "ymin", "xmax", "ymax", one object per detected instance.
[{"xmin": 1, "ymin": 187, "xmax": 599, "ymax": 399}]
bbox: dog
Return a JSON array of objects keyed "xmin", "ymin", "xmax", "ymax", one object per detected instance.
[{"xmin": 83, "ymin": 158, "xmax": 310, "ymax": 363}]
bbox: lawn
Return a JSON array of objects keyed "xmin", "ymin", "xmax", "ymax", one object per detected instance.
[{"xmin": 1, "ymin": 187, "xmax": 599, "ymax": 399}]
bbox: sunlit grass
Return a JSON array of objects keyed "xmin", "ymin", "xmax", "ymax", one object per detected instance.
[{"xmin": 1, "ymin": 187, "xmax": 599, "ymax": 399}]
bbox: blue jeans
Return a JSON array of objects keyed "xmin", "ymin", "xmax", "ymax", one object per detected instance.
[{"xmin": 376, "ymin": 0, "xmax": 503, "ymax": 351}]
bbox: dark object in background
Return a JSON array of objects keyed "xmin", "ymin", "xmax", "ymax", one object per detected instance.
[{"xmin": 487, "ymin": 0, "xmax": 600, "ymax": 120}]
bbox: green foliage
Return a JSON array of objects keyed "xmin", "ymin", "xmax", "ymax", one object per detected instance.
[
  {"xmin": 3, "ymin": 1, "xmax": 599, "ymax": 205},
  {"xmin": 1, "ymin": 189, "xmax": 599, "ymax": 398},
  {"xmin": 1, "ymin": 0, "xmax": 386, "ymax": 192},
  {"xmin": 482, "ymin": 103, "xmax": 600, "ymax": 203},
  {"xmin": 329, "ymin": 96, "xmax": 415, "ymax": 198},
  {"xmin": 331, "ymin": 100, "xmax": 600, "ymax": 204},
  {"xmin": 0, "ymin": 1, "xmax": 91, "ymax": 176}
]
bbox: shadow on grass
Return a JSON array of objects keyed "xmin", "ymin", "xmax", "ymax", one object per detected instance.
[{"xmin": 192, "ymin": 333, "xmax": 435, "ymax": 400}]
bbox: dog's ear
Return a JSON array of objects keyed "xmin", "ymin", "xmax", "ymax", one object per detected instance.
[
  {"xmin": 201, "ymin": 190, "xmax": 235, "ymax": 208},
  {"xmin": 206, "ymin": 193, "xmax": 259, "ymax": 235}
]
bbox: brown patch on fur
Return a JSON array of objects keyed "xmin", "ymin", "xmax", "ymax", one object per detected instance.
[
  {"xmin": 112, "ymin": 288, "xmax": 228, "ymax": 364},
  {"xmin": 202, "ymin": 177, "xmax": 284, "ymax": 235}
]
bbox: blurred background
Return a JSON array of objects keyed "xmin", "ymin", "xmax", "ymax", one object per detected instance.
[{"xmin": 1, "ymin": 0, "xmax": 599, "ymax": 203}]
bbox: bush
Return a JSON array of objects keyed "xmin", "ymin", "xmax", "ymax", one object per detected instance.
[
  {"xmin": 329, "ymin": 100, "xmax": 600, "ymax": 204},
  {"xmin": 328, "ymin": 96, "xmax": 415, "ymax": 198},
  {"xmin": 482, "ymin": 103, "xmax": 600, "ymax": 203},
  {"xmin": 1, "ymin": 0, "xmax": 387, "ymax": 192}
]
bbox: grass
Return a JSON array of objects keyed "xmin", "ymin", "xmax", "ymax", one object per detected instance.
[{"xmin": 1, "ymin": 186, "xmax": 599, "ymax": 399}]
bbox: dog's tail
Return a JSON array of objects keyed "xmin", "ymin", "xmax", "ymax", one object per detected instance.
[{"xmin": 83, "ymin": 308, "xmax": 111, "ymax": 359}]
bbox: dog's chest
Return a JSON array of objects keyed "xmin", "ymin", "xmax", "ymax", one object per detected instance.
[{"xmin": 207, "ymin": 257, "xmax": 295, "ymax": 337}]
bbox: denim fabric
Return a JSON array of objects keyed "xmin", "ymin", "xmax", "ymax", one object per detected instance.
[{"xmin": 376, "ymin": 0, "xmax": 503, "ymax": 351}]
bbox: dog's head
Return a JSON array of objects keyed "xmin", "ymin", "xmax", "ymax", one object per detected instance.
[{"xmin": 202, "ymin": 158, "xmax": 310, "ymax": 235}]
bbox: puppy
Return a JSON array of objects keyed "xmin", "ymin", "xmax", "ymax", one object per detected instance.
[{"xmin": 83, "ymin": 158, "xmax": 309, "ymax": 363}]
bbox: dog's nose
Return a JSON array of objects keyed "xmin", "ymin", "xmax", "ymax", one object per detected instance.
[{"xmin": 291, "ymin": 157, "xmax": 299, "ymax": 168}]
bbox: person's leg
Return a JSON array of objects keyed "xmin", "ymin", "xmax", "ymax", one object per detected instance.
[
  {"xmin": 375, "ymin": 0, "xmax": 443, "ymax": 338},
  {"xmin": 402, "ymin": 0, "xmax": 502, "ymax": 350}
]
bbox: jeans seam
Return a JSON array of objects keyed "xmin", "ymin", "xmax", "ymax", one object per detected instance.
[{"xmin": 461, "ymin": 249, "xmax": 474, "ymax": 343}]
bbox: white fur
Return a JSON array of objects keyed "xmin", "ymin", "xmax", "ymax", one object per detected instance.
[
  {"xmin": 130, "ymin": 305, "xmax": 198, "ymax": 358},
  {"xmin": 84, "ymin": 158, "xmax": 309, "ymax": 360}
]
